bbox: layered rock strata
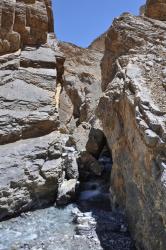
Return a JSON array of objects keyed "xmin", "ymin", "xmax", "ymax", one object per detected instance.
[
  {"xmin": 0, "ymin": 0, "xmax": 78, "ymax": 220},
  {"xmin": 0, "ymin": 0, "xmax": 105, "ymax": 220},
  {"xmin": 97, "ymin": 13, "xmax": 166, "ymax": 250}
]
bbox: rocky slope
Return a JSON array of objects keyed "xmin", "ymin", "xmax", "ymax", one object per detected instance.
[
  {"xmin": 97, "ymin": 8, "xmax": 166, "ymax": 250},
  {"xmin": 0, "ymin": 0, "xmax": 166, "ymax": 250}
]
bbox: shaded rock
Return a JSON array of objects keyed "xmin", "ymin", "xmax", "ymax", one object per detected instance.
[
  {"xmin": 73, "ymin": 121, "xmax": 105, "ymax": 158},
  {"xmin": 97, "ymin": 13, "xmax": 166, "ymax": 250},
  {"xmin": 78, "ymin": 152, "xmax": 104, "ymax": 179},
  {"xmin": 86, "ymin": 127, "xmax": 106, "ymax": 158}
]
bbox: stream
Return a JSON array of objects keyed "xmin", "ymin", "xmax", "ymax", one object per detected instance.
[{"xmin": 0, "ymin": 150, "xmax": 136, "ymax": 250}]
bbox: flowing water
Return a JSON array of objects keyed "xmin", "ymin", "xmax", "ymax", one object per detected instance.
[
  {"xmin": 0, "ymin": 153, "xmax": 136, "ymax": 250},
  {"xmin": 0, "ymin": 205, "xmax": 76, "ymax": 250}
]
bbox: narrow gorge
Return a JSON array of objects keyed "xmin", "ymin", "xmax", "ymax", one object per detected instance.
[{"xmin": 0, "ymin": 0, "xmax": 166, "ymax": 250}]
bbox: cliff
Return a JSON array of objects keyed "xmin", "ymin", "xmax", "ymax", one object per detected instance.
[
  {"xmin": 97, "ymin": 9, "xmax": 166, "ymax": 250},
  {"xmin": 0, "ymin": 0, "xmax": 166, "ymax": 249},
  {"xmin": 0, "ymin": 0, "xmax": 104, "ymax": 220}
]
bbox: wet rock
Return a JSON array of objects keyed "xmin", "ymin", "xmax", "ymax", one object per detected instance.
[
  {"xmin": 74, "ymin": 209, "xmax": 102, "ymax": 249},
  {"xmin": 57, "ymin": 179, "xmax": 77, "ymax": 206},
  {"xmin": 0, "ymin": 205, "xmax": 77, "ymax": 250}
]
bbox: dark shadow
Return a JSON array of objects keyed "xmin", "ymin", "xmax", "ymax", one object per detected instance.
[{"xmin": 76, "ymin": 143, "xmax": 136, "ymax": 250}]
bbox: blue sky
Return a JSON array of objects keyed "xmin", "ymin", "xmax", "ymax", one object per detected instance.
[{"xmin": 53, "ymin": 0, "xmax": 146, "ymax": 48}]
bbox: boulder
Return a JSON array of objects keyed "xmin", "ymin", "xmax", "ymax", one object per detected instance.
[
  {"xmin": 0, "ymin": 131, "xmax": 69, "ymax": 220},
  {"xmin": 57, "ymin": 179, "xmax": 77, "ymax": 205}
]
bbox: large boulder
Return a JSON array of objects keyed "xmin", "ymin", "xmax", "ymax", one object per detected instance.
[{"xmin": 0, "ymin": 131, "xmax": 68, "ymax": 220}]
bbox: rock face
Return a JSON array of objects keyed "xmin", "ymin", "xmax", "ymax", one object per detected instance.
[
  {"xmin": 57, "ymin": 41, "xmax": 103, "ymax": 129},
  {"xmin": 57, "ymin": 41, "xmax": 105, "ymax": 166},
  {"xmin": 0, "ymin": 35, "xmax": 80, "ymax": 218},
  {"xmin": 97, "ymin": 13, "xmax": 166, "ymax": 250},
  {"xmin": 0, "ymin": 0, "xmax": 166, "ymax": 250},
  {"xmin": 0, "ymin": 0, "xmax": 54, "ymax": 55},
  {"xmin": 145, "ymin": 0, "xmax": 166, "ymax": 20},
  {"xmin": 0, "ymin": 131, "xmax": 67, "ymax": 219},
  {"xmin": 88, "ymin": 32, "xmax": 107, "ymax": 52},
  {"xmin": 0, "ymin": 0, "xmax": 105, "ymax": 220},
  {"xmin": 0, "ymin": 0, "xmax": 79, "ymax": 220}
]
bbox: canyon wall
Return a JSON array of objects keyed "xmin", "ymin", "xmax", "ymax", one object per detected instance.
[
  {"xmin": 97, "ymin": 11, "xmax": 166, "ymax": 250},
  {"xmin": 0, "ymin": 0, "xmax": 74, "ymax": 219},
  {"xmin": 0, "ymin": 0, "xmax": 104, "ymax": 220},
  {"xmin": 0, "ymin": 0, "xmax": 166, "ymax": 249}
]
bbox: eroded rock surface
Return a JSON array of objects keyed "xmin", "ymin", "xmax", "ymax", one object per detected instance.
[
  {"xmin": 0, "ymin": 0, "xmax": 166, "ymax": 250},
  {"xmin": 0, "ymin": 39, "xmax": 61, "ymax": 145},
  {"xmin": 145, "ymin": 0, "xmax": 166, "ymax": 20},
  {"xmin": 97, "ymin": 13, "xmax": 166, "ymax": 250},
  {"xmin": 57, "ymin": 41, "xmax": 103, "ymax": 129},
  {"xmin": 0, "ymin": 131, "xmax": 66, "ymax": 219},
  {"xmin": 0, "ymin": 0, "xmax": 80, "ymax": 220},
  {"xmin": 0, "ymin": 0, "xmax": 54, "ymax": 54},
  {"xmin": 88, "ymin": 32, "xmax": 107, "ymax": 52}
]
